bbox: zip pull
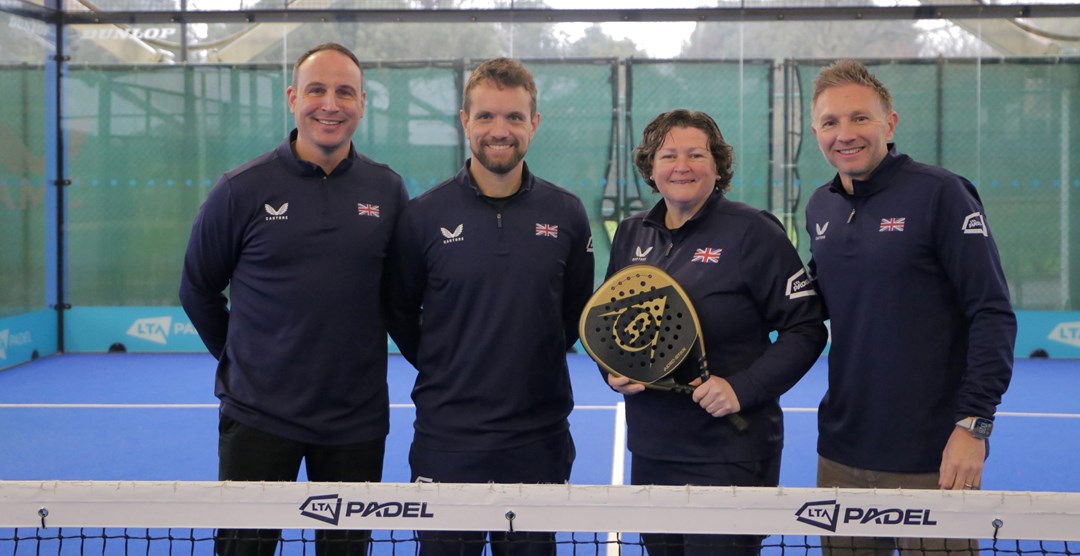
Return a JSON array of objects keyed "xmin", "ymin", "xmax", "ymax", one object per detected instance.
[
  {"xmin": 497, "ymin": 212, "xmax": 503, "ymax": 229},
  {"xmin": 664, "ymin": 243, "xmax": 674, "ymax": 257},
  {"xmin": 847, "ymin": 207, "xmax": 856, "ymax": 224}
]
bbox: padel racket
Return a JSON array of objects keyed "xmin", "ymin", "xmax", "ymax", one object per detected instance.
[{"xmin": 579, "ymin": 264, "xmax": 749, "ymax": 432}]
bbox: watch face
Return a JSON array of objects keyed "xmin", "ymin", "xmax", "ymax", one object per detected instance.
[{"xmin": 972, "ymin": 418, "xmax": 993, "ymax": 439}]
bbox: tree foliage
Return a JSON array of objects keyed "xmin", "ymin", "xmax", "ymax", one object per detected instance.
[{"xmin": 682, "ymin": 20, "xmax": 926, "ymax": 60}]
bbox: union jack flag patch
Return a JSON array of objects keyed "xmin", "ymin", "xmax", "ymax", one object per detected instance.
[
  {"xmin": 691, "ymin": 248, "xmax": 722, "ymax": 263},
  {"xmin": 357, "ymin": 203, "xmax": 380, "ymax": 217},
  {"xmin": 879, "ymin": 217, "xmax": 905, "ymax": 232},
  {"xmin": 535, "ymin": 223, "xmax": 559, "ymax": 238}
]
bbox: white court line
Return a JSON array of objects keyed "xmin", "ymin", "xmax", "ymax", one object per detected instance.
[
  {"xmin": 606, "ymin": 401, "xmax": 628, "ymax": 556},
  {"xmin": 0, "ymin": 403, "xmax": 417, "ymax": 409},
  {"xmin": 0, "ymin": 404, "xmax": 220, "ymax": 409},
  {"xmin": 610, "ymin": 402, "xmax": 627, "ymax": 485},
  {"xmin": 783, "ymin": 407, "xmax": 1080, "ymax": 419},
  {"xmin": 995, "ymin": 411, "xmax": 1080, "ymax": 418},
  {"xmin": 0, "ymin": 403, "xmax": 591, "ymax": 409},
  {"xmin": 1, "ymin": 404, "xmax": 1078, "ymax": 420}
]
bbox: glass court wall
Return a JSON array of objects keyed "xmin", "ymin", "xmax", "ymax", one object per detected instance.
[
  {"xmin": 1, "ymin": 1, "xmax": 1079, "ymax": 367},
  {"xmin": 0, "ymin": 6, "xmax": 57, "ymax": 365}
]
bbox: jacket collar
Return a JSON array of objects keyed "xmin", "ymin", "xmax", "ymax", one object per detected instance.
[
  {"xmin": 827, "ymin": 143, "xmax": 908, "ymax": 198},
  {"xmin": 643, "ymin": 189, "xmax": 724, "ymax": 232},
  {"xmin": 457, "ymin": 159, "xmax": 537, "ymax": 198},
  {"xmin": 275, "ymin": 129, "xmax": 357, "ymax": 177}
]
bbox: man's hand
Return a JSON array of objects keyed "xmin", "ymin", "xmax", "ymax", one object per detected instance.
[{"xmin": 939, "ymin": 427, "xmax": 986, "ymax": 489}]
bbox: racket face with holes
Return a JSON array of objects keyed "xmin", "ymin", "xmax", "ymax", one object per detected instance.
[{"xmin": 579, "ymin": 265, "xmax": 703, "ymax": 385}]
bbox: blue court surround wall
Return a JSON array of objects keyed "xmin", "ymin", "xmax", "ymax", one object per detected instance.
[
  {"xmin": 1013, "ymin": 311, "xmax": 1080, "ymax": 358},
  {"xmin": 0, "ymin": 308, "xmax": 1074, "ymax": 371},
  {"xmin": 63, "ymin": 307, "xmax": 207, "ymax": 353},
  {"xmin": 0, "ymin": 311, "xmax": 58, "ymax": 369}
]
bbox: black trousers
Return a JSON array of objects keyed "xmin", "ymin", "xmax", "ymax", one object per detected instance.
[
  {"xmin": 408, "ymin": 431, "xmax": 575, "ymax": 556},
  {"xmin": 632, "ymin": 453, "xmax": 782, "ymax": 556},
  {"xmin": 215, "ymin": 413, "xmax": 386, "ymax": 556}
]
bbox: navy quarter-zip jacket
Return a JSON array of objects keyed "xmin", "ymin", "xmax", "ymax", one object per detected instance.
[
  {"xmin": 385, "ymin": 161, "xmax": 594, "ymax": 451},
  {"xmin": 180, "ymin": 131, "xmax": 408, "ymax": 445},
  {"xmin": 805, "ymin": 145, "xmax": 1016, "ymax": 473},
  {"xmin": 608, "ymin": 191, "xmax": 827, "ymax": 463}
]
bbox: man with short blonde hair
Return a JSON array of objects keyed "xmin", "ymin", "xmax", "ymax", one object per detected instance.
[{"xmin": 804, "ymin": 59, "xmax": 1016, "ymax": 555}]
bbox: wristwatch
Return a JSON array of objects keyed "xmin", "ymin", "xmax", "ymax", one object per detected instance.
[{"xmin": 956, "ymin": 416, "xmax": 993, "ymax": 439}]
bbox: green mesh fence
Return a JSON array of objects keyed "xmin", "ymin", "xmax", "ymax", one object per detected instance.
[
  {"xmin": 944, "ymin": 62, "xmax": 1079, "ymax": 310},
  {"xmin": 0, "ymin": 66, "xmax": 48, "ymax": 319},
  {"xmin": 65, "ymin": 66, "xmax": 289, "ymax": 307},
  {"xmin": 628, "ymin": 60, "xmax": 774, "ymax": 218},
  {"xmin": 3, "ymin": 59, "xmax": 1078, "ymax": 315},
  {"xmin": 358, "ymin": 63, "xmax": 462, "ymax": 199},
  {"xmin": 525, "ymin": 60, "xmax": 616, "ymax": 289},
  {"xmin": 796, "ymin": 59, "xmax": 1080, "ymax": 311},
  {"xmin": 61, "ymin": 60, "xmax": 616, "ymax": 305}
]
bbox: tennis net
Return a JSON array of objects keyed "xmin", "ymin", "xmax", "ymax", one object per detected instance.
[{"xmin": 2, "ymin": 480, "xmax": 1079, "ymax": 555}]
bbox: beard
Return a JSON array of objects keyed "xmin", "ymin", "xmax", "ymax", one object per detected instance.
[{"xmin": 473, "ymin": 141, "xmax": 526, "ymax": 176}]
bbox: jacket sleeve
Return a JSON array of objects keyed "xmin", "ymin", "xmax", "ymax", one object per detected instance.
[
  {"xmin": 561, "ymin": 198, "xmax": 595, "ymax": 349},
  {"xmin": 383, "ymin": 205, "xmax": 426, "ymax": 367},
  {"xmin": 726, "ymin": 211, "xmax": 828, "ymax": 410},
  {"xmin": 932, "ymin": 178, "xmax": 1016, "ymax": 421},
  {"xmin": 177, "ymin": 176, "xmax": 239, "ymax": 360}
]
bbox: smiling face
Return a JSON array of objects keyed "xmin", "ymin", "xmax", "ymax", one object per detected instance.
[
  {"xmin": 652, "ymin": 126, "xmax": 719, "ymax": 221},
  {"xmin": 811, "ymin": 83, "xmax": 898, "ymax": 192},
  {"xmin": 287, "ymin": 49, "xmax": 365, "ymax": 171},
  {"xmin": 460, "ymin": 79, "xmax": 539, "ymax": 179}
]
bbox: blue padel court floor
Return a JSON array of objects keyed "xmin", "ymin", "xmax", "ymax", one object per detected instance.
[{"xmin": 1, "ymin": 353, "xmax": 1078, "ymax": 492}]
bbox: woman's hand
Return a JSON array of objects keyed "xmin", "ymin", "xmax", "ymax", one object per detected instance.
[
  {"xmin": 689, "ymin": 375, "xmax": 741, "ymax": 417},
  {"xmin": 607, "ymin": 373, "xmax": 647, "ymax": 395}
]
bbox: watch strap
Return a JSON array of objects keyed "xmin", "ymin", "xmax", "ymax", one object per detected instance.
[{"xmin": 956, "ymin": 416, "xmax": 992, "ymax": 439}]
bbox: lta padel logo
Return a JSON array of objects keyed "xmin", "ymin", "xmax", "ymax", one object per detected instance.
[
  {"xmin": 0, "ymin": 328, "xmax": 33, "ymax": 360},
  {"xmin": 795, "ymin": 500, "xmax": 938, "ymax": 533},
  {"xmin": 796, "ymin": 500, "xmax": 840, "ymax": 532},
  {"xmin": 299, "ymin": 494, "xmax": 435, "ymax": 526},
  {"xmin": 300, "ymin": 494, "xmax": 343, "ymax": 525},
  {"xmin": 127, "ymin": 317, "xmax": 172, "ymax": 345},
  {"xmin": 1048, "ymin": 321, "xmax": 1080, "ymax": 349}
]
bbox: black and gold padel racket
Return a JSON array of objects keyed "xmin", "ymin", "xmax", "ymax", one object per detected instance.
[{"xmin": 579, "ymin": 264, "xmax": 749, "ymax": 432}]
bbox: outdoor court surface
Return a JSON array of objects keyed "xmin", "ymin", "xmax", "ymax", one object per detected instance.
[{"xmin": 1, "ymin": 353, "xmax": 1078, "ymax": 493}]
